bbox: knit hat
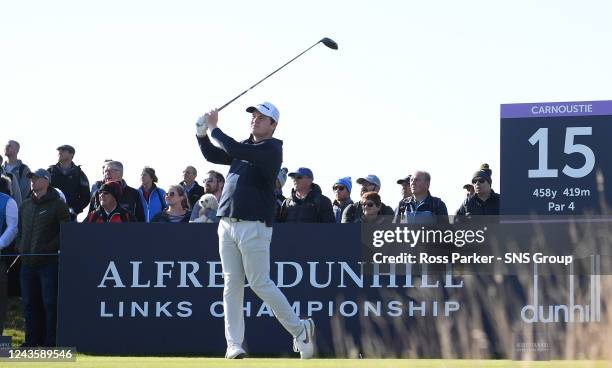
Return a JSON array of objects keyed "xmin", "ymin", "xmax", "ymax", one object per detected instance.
[
  {"xmin": 472, "ymin": 163, "xmax": 492, "ymax": 184},
  {"xmin": 333, "ymin": 177, "xmax": 352, "ymax": 193},
  {"xmin": 277, "ymin": 167, "xmax": 288, "ymax": 188},
  {"xmin": 99, "ymin": 180, "xmax": 123, "ymax": 200}
]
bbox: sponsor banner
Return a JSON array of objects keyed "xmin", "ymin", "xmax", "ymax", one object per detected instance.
[{"xmin": 58, "ymin": 223, "xmax": 607, "ymax": 357}]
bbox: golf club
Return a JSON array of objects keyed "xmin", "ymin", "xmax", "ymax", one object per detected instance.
[
  {"xmin": 216, "ymin": 37, "xmax": 338, "ymax": 111},
  {"xmin": 6, "ymin": 255, "xmax": 19, "ymax": 274}
]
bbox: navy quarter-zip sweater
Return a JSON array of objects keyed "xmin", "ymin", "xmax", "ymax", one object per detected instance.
[{"xmin": 198, "ymin": 128, "xmax": 282, "ymax": 226}]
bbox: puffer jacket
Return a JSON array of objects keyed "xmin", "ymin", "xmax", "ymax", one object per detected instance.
[
  {"xmin": 17, "ymin": 188, "xmax": 69, "ymax": 266},
  {"xmin": 277, "ymin": 183, "xmax": 335, "ymax": 223}
]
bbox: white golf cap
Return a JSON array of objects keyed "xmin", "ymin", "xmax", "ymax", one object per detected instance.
[{"xmin": 246, "ymin": 101, "xmax": 280, "ymax": 123}]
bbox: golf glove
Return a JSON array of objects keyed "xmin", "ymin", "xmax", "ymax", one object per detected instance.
[{"xmin": 196, "ymin": 115, "xmax": 209, "ymax": 137}]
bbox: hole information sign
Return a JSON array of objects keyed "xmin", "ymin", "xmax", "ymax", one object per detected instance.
[{"xmin": 500, "ymin": 100, "xmax": 612, "ymax": 215}]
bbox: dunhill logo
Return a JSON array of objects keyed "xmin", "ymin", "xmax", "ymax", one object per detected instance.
[{"xmin": 521, "ymin": 256, "xmax": 602, "ymax": 324}]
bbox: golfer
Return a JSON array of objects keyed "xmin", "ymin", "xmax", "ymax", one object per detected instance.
[{"xmin": 196, "ymin": 102, "xmax": 314, "ymax": 359}]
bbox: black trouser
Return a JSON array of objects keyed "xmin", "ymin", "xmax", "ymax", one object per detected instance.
[{"xmin": 20, "ymin": 263, "xmax": 58, "ymax": 347}]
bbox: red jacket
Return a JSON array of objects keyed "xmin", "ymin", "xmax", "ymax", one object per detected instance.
[{"xmin": 85, "ymin": 205, "xmax": 134, "ymax": 223}]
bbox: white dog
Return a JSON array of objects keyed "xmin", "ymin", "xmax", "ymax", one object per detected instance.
[{"xmin": 190, "ymin": 193, "xmax": 219, "ymax": 223}]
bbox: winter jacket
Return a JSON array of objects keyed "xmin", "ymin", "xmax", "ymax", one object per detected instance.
[
  {"xmin": 198, "ymin": 129, "xmax": 281, "ymax": 226},
  {"xmin": 85, "ymin": 205, "xmax": 135, "ymax": 223},
  {"xmin": 333, "ymin": 198, "xmax": 353, "ymax": 223},
  {"xmin": 455, "ymin": 191, "xmax": 500, "ymax": 223},
  {"xmin": 181, "ymin": 181, "xmax": 205, "ymax": 209},
  {"xmin": 48, "ymin": 162, "xmax": 91, "ymax": 218},
  {"xmin": 394, "ymin": 192, "xmax": 449, "ymax": 224},
  {"xmin": 152, "ymin": 210, "xmax": 192, "ymax": 223},
  {"xmin": 1, "ymin": 160, "xmax": 31, "ymax": 202},
  {"xmin": 16, "ymin": 188, "xmax": 69, "ymax": 266},
  {"xmin": 138, "ymin": 185, "xmax": 167, "ymax": 223},
  {"xmin": 89, "ymin": 180, "xmax": 145, "ymax": 222},
  {"xmin": 277, "ymin": 183, "xmax": 335, "ymax": 223},
  {"xmin": 342, "ymin": 201, "xmax": 394, "ymax": 223}
]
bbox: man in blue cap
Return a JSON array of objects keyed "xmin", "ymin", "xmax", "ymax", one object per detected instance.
[
  {"xmin": 341, "ymin": 174, "xmax": 394, "ymax": 223},
  {"xmin": 332, "ymin": 177, "xmax": 353, "ymax": 223},
  {"xmin": 17, "ymin": 168, "xmax": 69, "ymax": 346},
  {"xmin": 196, "ymin": 102, "xmax": 315, "ymax": 359},
  {"xmin": 277, "ymin": 167, "xmax": 334, "ymax": 223}
]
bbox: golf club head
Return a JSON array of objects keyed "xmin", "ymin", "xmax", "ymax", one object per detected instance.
[{"xmin": 320, "ymin": 37, "xmax": 338, "ymax": 50}]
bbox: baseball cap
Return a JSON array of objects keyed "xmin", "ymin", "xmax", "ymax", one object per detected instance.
[
  {"xmin": 246, "ymin": 102, "xmax": 280, "ymax": 123},
  {"xmin": 57, "ymin": 144, "xmax": 75, "ymax": 154},
  {"xmin": 288, "ymin": 167, "xmax": 313, "ymax": 180},
  {"xmin": 357, "ymin": 175, "xmax": 381, "ymax": 188},
  {"xmin": 396, "ymin": 175, "xmax": 412, "ymax": 185},
  {"xmin": 463, "ymin": 183, "xmax": 474, "ymax": 190},
  {"xmin": 27, "ymin": 168, "xmax": 51, "ymax": 181}
]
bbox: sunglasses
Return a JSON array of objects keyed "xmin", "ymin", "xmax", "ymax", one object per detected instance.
[
  {"xmin": 333, "ymin": 185, "xmax": 346, "ymax": 191},
  {"xmin": 99, "ymin": 191, "xmax": 111, "ymax": 196},
  {"xmin": 472, "ymin": 178, "xmax": 486, "ymax": 184},
  {"xmin": 166, "ymin": 192, "xmax": 178, "ymax": 197},
  {"xmin": 363, "ymin": 201, "xmax": 377, "ymax": 208},
  {"xmin": 293, "ymin": 175, "xmax": 304, "ymax": 180}
]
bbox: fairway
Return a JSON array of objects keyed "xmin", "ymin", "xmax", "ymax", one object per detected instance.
[{"xmin": 1, "ymin": 357, "xmax": 611, "ymax": 368}]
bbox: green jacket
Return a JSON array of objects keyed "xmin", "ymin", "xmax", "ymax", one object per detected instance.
[{"xmin": 17, "ymin": 188, "xmax": 69, "ymax": 266}]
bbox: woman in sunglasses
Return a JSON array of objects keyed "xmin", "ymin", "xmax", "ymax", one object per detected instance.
[
  {"xmin": 151, "ymin": 185, "xmax": 192, "ymax": 223},
  {"xmin": 357, "ymin": 192, "xmax": 390, "ymax": 224}
]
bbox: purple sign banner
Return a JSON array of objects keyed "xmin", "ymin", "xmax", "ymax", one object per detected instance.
[{"xmin": 501, "ymin": 100, "xmax": 612, "ymax": 118}]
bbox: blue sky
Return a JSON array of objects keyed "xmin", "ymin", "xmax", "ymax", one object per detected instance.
[{"xmin": 2, "ymin": 0, "xmax": 612, "ymax": 215}]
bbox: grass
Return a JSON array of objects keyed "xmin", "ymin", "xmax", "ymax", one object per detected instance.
[
  {"xmin": 4, "ymin": 297, "xmax": 25, "ymax": 347},
  {"xmin": 0, "ymin": 356, "xmax": 611, "ymax": 368},
  {"xmin": 2, "ymin": 328, "xmax": 24, "ymax": 347}
]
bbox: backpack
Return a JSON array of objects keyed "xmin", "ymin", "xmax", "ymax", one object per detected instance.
[
  {"xmin": 154, "ymin": 187, "xmax": 167, "ymax": 210},
  {"xmin": 17, "ymin": 164, "xmax": 26, "ymax": 181}
]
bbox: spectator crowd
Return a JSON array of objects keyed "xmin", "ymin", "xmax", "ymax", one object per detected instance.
[{"xmin": 0, "ymin": 138, "xmax": 499, "ymax": 347}]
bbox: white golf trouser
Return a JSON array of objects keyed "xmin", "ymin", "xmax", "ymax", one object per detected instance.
[{"xmin": 218, "ymin": 217, "xmax": 303, "ymax": 348}]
